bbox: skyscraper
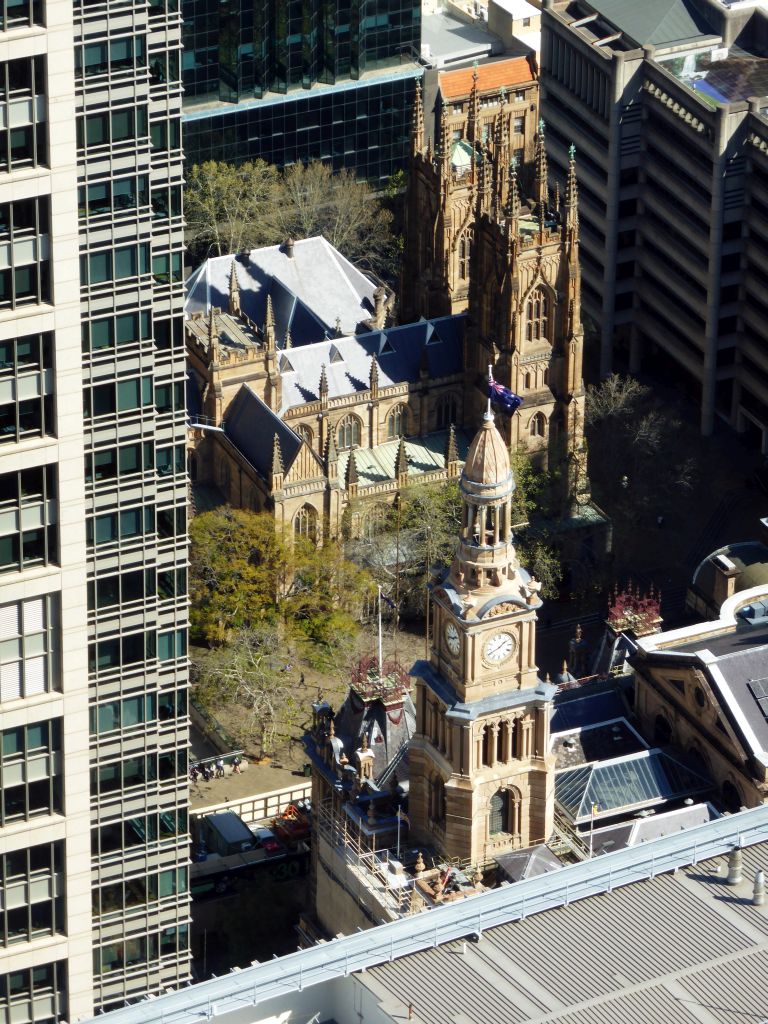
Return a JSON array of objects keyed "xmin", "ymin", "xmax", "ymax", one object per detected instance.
[
  {"xmin": 181, "ymin": 0, "xmax": 422, "ymax": 181},
  {"xmin": 0, "ymin": 0, "xmax": 189, "ymax": 1020}
]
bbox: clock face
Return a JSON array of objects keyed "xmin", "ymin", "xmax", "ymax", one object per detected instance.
[
  {"xmin": 445, "ymin": 621, "xmax": 460, "ymax": 656},
  {"xmin": 483, "ymin": 631, "xmax": 516, "ymax": 665}
]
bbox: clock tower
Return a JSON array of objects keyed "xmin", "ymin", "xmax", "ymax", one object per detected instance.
[{"xmin": 409, "ymin": 412, "xmax": 556, "ymax": 864}]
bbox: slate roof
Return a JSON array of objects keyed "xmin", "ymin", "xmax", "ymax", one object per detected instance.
[
  {"xmin": 550, "ymin": 689, "xmax": 627, "ymax": 734},
  {"xmin": 643, "ymin": 623, "xmax": 768, "ymax": 762},
  {"xmin": 332, "ymin": 686, "xmax": 417, "ymax": 786},
  {"xmin": 223, "ymin": 385, "xmax": 308, "ymax": 480},
  {"xmin": 585, "ymin": 0, "xmax": 715, "ymax": 47},
  {"xmin": 185, "ymin": 237, "xmax": 379, "ymax": 345},
  {"xmin": 278, "ymin": 316, "xmax": 464, "ymax": 413}
]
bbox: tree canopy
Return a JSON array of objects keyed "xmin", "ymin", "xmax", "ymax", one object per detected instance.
[
  {"xmin": 189, "ymin": 506, "xmax": 371, "ymax": 663},
  {"xmin": 185, "ymin": 158, "xmax": 398, "ymax": 278}
]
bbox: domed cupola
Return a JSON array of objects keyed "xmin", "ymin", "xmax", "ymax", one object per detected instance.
[{"xmin": 450, "ymin": 411, "xmax": 523, "ymax": 595}]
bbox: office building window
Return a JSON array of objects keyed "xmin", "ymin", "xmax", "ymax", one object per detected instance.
[
  {"xmin": 83, "ymin": 375, "xmax": 153, "ymax": 419},
  {"xmin": 78, "ymin": 174, "xmax": 150, "ymax": 222},
  {"xmin": 75, "ymin": 35, "xmax": 147, "ymax": 79},
  {"xmin": 0, "ymin": 465, "xmax": 58, "ymax": 575},
  {"xmin": 0, "ymin": 841, "xmax": 64, "ymax": 947},
  {"xmin": 88, "ymin": 567, "xmax": 156, "ymax": 611},
  {"xmin": 77, "ymin": 104, "xmax": 148, "ymax": 150},
  {"xmin": 0, "ymin": 594, "xmax": 57, "ymax": 703},
  {"xmin": 0, "ymin": 331, "xmax": 55, "ymax": 444},
  {"xmin": 0, "ymin": 961, "xmax": 67, "ymax": 1024},
  {"xmin": 0, "ymin": 719, "xmax": 62, "ymax": 825},
  {"xmin": 0, "ymin": 0, "xmax": 44, "ymax": 30},
  {"xmin": 82, "ymin": 310, "xmax": 152, "ymax": 354},
  {"xmin": 0, "ymin": 196, "xmax": 50, "ymax": 309},
  {"xmin": 0, "ymin": 56, "xmax": 47, "ymax": 173}
]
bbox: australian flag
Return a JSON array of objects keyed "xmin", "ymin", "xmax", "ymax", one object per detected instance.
[{"xmin": 489, "ymin": 377, "xmax": 523, "ymax": 415}]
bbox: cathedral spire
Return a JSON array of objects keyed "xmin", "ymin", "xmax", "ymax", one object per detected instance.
[
  {"xmin": 269, "ymin": 433, "xmax": 284, "ymax": 490},
  {"xmin": 565, "ymin": 142, "xmax": 579, "ymax": 233},
  {"xmin": 468, "ymin": 61, "xmax": 480, "ymax": 145},
  {"xmin": 411, "ymin": 80, "xmax": 424, "ymax": 158},
  {"xmin": 319, "ymin": 363, "xmax": 328, "ymax": 401},
  {"xmin": 369, "ymin": 353, "xmax": 379, "ymax": 397},
  {"xmin": 228, "ymin": 261, "xmax": 241, "ymax": 315},
  {"xmin": 534, "ymin": 118, "xmax": 548, "ymax": 217},
  {"xmin": 264, "ymin": 294, "xmax": 276, "ymax": 350},
  {"xmin": 395, "ymin": 437, "xmax": 409, "ymax": 484},
  {"xmin": 345, "ymin": 448, "xmax": 358, "ymax": 490}
]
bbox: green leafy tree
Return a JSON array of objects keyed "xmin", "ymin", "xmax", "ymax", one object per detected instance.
[
  {"xmin": 185, "ymin": 160, "xmax": 278, "ymax": 258},
  {"xmin": 189, "ymin": 507, "xmax": 287, "ymax": 645}
]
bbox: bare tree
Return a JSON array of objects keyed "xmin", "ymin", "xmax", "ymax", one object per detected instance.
[
  {"xmin": 185, "ymin": 160, "xmax": 278, "ymax": 258},
  {"xmin": 195, "ymin": 625, "xmax": 298, "ymax": 756}
]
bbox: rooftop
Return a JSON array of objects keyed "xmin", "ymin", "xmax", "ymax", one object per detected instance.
[
  {"xmin": 422, "ymin": 12, "xmax": 505, "ymax": 67},
  {"xmin": 185, "ymin": 237, "xmax": 380, "ymax": 345},
  {"xmin": 439, "ymin": 54, "xmax": 536, "ymax": 99},
  {"xmin": 81, "ymin": 805, "xmax": 768, "ymax": 1024},
  {"xmin": 568, "ymin": 0, "xmax": 717, "ymax": 48},
  {"xmin": 659, "ymin": 45, "xmax": 768, "ymax": 107}
]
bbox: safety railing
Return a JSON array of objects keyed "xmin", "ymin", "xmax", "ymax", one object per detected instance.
[{"xmin": 83, "ymin": 803, "xmax": 768, "ymax": 1024}]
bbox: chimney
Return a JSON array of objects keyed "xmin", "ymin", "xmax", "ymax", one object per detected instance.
[
  {"xmin": 373, "ymin": 285, "xmax": 387, "ymax": 328},
  {"xmin": 285, "ymin": 237, "xmax": 295, "ymax": 259},
  {"xmin": 712, "ymin": 552, "xmax": 739, "ymax": 609}
]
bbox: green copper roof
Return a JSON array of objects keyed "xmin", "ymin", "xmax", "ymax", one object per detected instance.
[
  {"xmin": 337, "ymin": 429, "xmax": 471, "ymax": 487},
  {"xmin": 587, "ymin": 0, "xmax": 714, "ymax": 47}
]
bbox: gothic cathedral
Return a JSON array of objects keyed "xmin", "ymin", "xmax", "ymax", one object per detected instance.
[
  {"xmin": 408, "ymin": 410, "xmax": 556, "ymax": 864},
  {"xmin": 402, "ymin": 68, "xmax": 591, "ymax": 518}
]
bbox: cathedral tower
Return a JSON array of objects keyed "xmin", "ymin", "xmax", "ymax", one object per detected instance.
[{"xmin": 409, "ymin": 413, "xmax": 556, "ymax": 865}]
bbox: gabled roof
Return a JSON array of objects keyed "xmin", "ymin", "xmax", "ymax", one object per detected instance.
[
  {"xmin": 336, "ymin": 429, "xmax": 471, "ymax": 487},
  {"xmin": 223, "ymin": 385, "xmax": 304, "ymax": 478},
  {"xmin": 555, "ymin": 748, "xmax": 711, "ymax": 824},
  {"xmin": 439, "ymin": 56, "xmax": 535, "ymax": 100},
  {"xmin": 278, "ymin": 316, "xmax": 464, "ymax": 413},
  {"xmin": 585, "ymin": 0, "xmax": 715, "ymax": 47},
  {"xmin": 185, "ymin": 237, "xmax": 379, "ymax": 346}
]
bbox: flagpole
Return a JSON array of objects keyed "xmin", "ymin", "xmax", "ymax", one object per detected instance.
[
  {"xmin": 377, "ymin": 584, "xmax": 383, "ymax": 681},
  {"xmin": 486, "ymin": 363, "xmax": 493, "ymax": 420},
  {"xmin": 397, "ymin": 811, "xmax": 401, "ymax": 860}
]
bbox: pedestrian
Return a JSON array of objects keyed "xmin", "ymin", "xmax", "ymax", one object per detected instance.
[
  {"xmin": 215, "ymin": 757, "xmax": 225, "ymax": 779},
  {"xmin": 657, "ymin": 515, "xmax": 664, "ymax": 528},
  {"xmin": 300, "ymin": 672, "xmax": 305, "ymax": 686},
  {"xmin": 231, "ymin": 755, "xmax": 242, "ymax": 774}
]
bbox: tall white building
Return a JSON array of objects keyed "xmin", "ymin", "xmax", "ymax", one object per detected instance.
[{"xmin": 0, "ymin": 0, "xmax": 189, "ymax": 1019}]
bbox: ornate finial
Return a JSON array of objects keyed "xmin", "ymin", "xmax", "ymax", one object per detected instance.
[
  {"xmin": 506, "ymin": 157, "xmax": 521, "ymax": 223},
  {"xmin": 539, "ymin": 117, "xmax": 546, "ymax": 135},
  {"xmin": 411, "ymin": 79, "xmax": 424, "ymax": 156},
  {"xmin": 319, "ymin": 363, "xmax": 328, "ymax": 398},
  {"xmin": 228, "ymin": 262, "xmax": 241, "ymax": 315},
  {"xmin": 500, "ymin": 84, "xmax": 507, "ymax": 104},
  {"xmin": 335, "ymin": 315, "xmax": 342, "ymax": 336},
  {"xmin": 535, "ymin": 118, "xmax": 549, "ymax": 218},
  {"xmin": 361, "ymin": 731, "xmax": 368, "ymax": 751},
  {"xmin": 284, "ymin": 328, "xmax": 293, "ymax": 349},
  {"xmin": 444, "ymin": 423, "xmax": 458, "ymax": 467},
  {"xmin": 369, "ymin": 353, "xmax": 379, "ymax": 392},
  {"xmin": 325, "ymin": 427, "xmax": 338, "ymax": 468},
  {"xmin": 395, "ymin": 436, "xmax": 408, "ymax": 480},
  {"xmin": 207, "ymin": 310, "xmax": 219, "ymax": 345},
  {"xmin": 565, "ymin": 142, "xmax": 579, "ymax": 233},
  {"xmin": 472, "ymin": 58, "xmax": 479, "ymax": 78},
  {"xmin": 345, "ymin": 449, "xmax": 358, "ymax": 488},
  {"xmin": 264, "ymin": 294, "xmax": 276, "ymax": 349},
  {"xmin": 271, "ymin": 433, "xmax": 284, "ymax": 480}
]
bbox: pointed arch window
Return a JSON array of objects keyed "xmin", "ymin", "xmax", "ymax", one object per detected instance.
[
  {"xmin": 458, "ymin": 231, "xmax": 472, "ymax": 280},
  {"xmin": 436, "ymin": 393, "xmax": 458, "ymax": 430},
  {"xmin": 296, "ymin": 423, "xmax": 313, "ymax": 447},
  {"xmin": 387, "ymin": 404, "xmax": 407, "ymax": 439},
  {"xmin": 294, "ymin": 504, "xmax": 317, "ymax": 543},
  {"xmin": 530, "ymin": 412, "xmax": 546, "ymax": 438},
  {"xmin": 523, "ymin": 372, "xmax": 532, "ymax": 390},
  {"xmin": 525, "ymin": 288, "xmax": 550, "ymax": 341},
  {"xmin": 337, "ymin": 414, "xmax": 361, "ymax": 451}
]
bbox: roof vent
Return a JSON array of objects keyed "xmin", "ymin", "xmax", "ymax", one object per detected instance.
[
  {"xmin": 329, "ymin": 344, "xmax": 344, "ymax": 364},
  {"xmin": 284, "ymin": 237, "xmax": 295, "ymax": 258}
]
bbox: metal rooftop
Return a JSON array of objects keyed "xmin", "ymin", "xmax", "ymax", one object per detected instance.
[{"xmin": 82, "ymin": 806, "xmax": 768, "ymax": 1024}]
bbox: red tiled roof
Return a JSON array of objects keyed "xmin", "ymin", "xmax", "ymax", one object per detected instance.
[{"xmin": 439, "ymin": 57, "xmax": 535, "ymax": 100}]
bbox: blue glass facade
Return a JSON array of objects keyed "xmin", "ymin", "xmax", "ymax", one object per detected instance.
[
  {"xmin": 182, "ymin": 0, "xmax": 421, "ymax": 178},
  {"xmin": 183, "ymin": 71, "xmax": 420, "ymax": 182}
]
